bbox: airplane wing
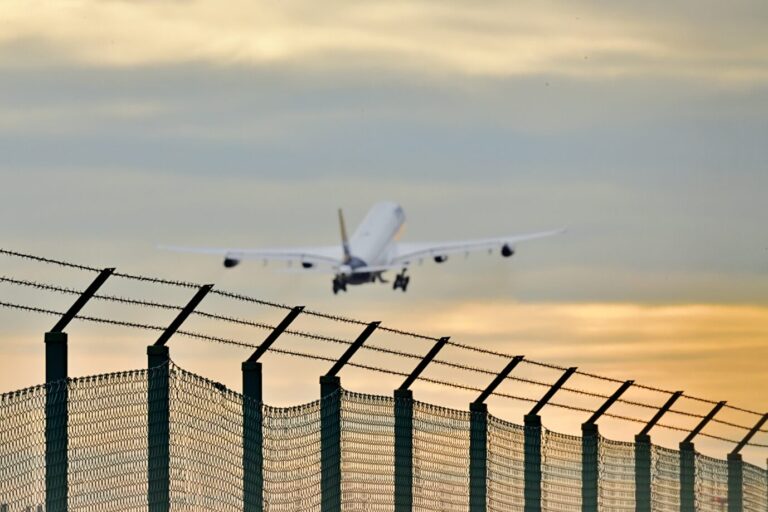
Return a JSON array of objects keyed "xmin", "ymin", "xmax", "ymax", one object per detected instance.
[
  {"xmin": 390, "ymin": 228, "xmax": 566, "ymax": 265},
  {"xmin": 158, "ymin": 245, "xmax": 343, "ymax": 268}
]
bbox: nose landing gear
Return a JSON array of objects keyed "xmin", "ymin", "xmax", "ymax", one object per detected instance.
[{"xmin": 393, "ymin": 269, "xmax": 410, "ymax": 292}]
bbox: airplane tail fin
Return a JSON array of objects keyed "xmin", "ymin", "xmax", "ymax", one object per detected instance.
[{"xmin": 338, "ymin": 208, "xmax": 352, "ymax": 263}]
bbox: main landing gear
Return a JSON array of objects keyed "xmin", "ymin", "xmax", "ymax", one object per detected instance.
[
  {"xmin": 332, "ymin": 276, "xmax": 347, "ymax": 295},
  {"xmin": 393, "ymin": 269, "xmax": 410, "ymax": 292}
]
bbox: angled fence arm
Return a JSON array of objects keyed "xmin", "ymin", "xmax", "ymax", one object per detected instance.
[
  {"xmin": 680, "ymin": 401, "xmax": 726, "ymax": 512},
  {"xmin": 242, "ymin": 306, "xmax": 304, "ymax": 512},
  {"xmin": 635, "ymin": 391, "xmax": 683, "ymax": 512},
  {"xmin": 46, "ymin": 267, "xmax": 114, "ymax": 512},
  {"xmin": 147, "ymin": 284, "xmax": 213, "ymax": 512},
  {"xmin": 727, "ymin": 412, "xmax": 767, "ymax": 512},
  {"xmin": 320, "ymin": 321, "xmax": 379, "ymax": 512},
  {"xmin": 395, "ymin": 336, "xmax": 449, "ymax": 512},
  {"xmin": 524, "ymin": 367, "xmax": 577, "ymax": 512}
]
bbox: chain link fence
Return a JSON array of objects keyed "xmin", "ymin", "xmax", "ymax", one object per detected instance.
[{"xmin": 1, "ymin": 364, "xmax": 766, "ymax": 511}]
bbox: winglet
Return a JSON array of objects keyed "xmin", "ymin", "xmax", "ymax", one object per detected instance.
[{"xmin": 338, "ymin": 208, "xmax": 351, "ymax": 263}]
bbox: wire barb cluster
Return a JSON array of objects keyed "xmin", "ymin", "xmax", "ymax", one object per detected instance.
[{"xmin": 1, "ymin": 248, "xmax": 767, "ymax": 448}]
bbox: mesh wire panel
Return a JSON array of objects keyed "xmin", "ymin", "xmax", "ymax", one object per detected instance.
[
  {"xmin": 743, "ymin": 462, "xmax": 768, "ymax": 512},
  {"xmin": 262, "ymin": 397, "xmax": 322, "ymax": 511},
  {"xmin": 651, "ymin": 445, "xmax": 680, "ymax": 512},
  {"xmin": 487, "ymin": 416, "xmax": 524, "ymax": 512},
  {"xmin": 541, "ymin": 429, "xmax": 582, "ymax": 512},
  {"xmin": 340, "ymin": 391, "xmax": 395, "ymax": 512},
  {"xmin": 412, "ymin": 401, "xmax": 470, "ymax": 512},
  {"xmin": 168, "ymin": 366, "xmax": 244, "ymax": 511},
  {"xmin": 694, "ymin": 453, "xmax": 728, "ymax": 512},
  {"xmin": 598, "ymin": 438, "xmax": 635, "ymax": 512},
  {"xmin": 68, "ymin": 370, "xmax": 149, "ymax": 511},
  {"xmin": 0, "ymin": 383, "xmax": 48, "ymax": 510}
]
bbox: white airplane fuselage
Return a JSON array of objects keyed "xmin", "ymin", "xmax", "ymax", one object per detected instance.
[{"xmin": 343, "ymin": 201, "xmax": 405, "ymax": 284}]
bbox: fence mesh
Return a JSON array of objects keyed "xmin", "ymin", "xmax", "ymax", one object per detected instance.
[
  {"xmin": 168, "ymin": 367, "xmax": 244, "ymax": 511},
  {"xmin": 412, "ymin": 401, "xmax": 470, "ymax": 512},
  {"xmin": 68, "ymin": 370, "xmax": 149, "ymax": 511},
  {"xmin": 598, "ymin": 437, "xmax": 635, "ymax": 512},
  {"xmin": 262, "ymin": 398, "xmax": 322, "ymax": 511},
  {"xmin": 487, "ymin": 416, "xmax": 525, "ymax": 512},
  {"xmin": 651, "ymin": 445, "xmax": 681, "ymax": 512},
  {"xmin": 0, "ymin": 383, "xmax": 48, "ymax": 510},
  {"xmin": 541, "ymin": 429, "xmax": 582, "ymax": 512},
  {"xmin": 695, "ymin": 453, "xmax": 728, "ymax": 512},
  {"xmin": 743, "ymin": 461, "xmax": 768, "ymax": 512},
  {"xmin": 1, "ymin": 364, "xmax": 767, "ymax": 511},
  {"xmin": 340, "ymin": 391, "xmax": 395, "ymax": 511}
]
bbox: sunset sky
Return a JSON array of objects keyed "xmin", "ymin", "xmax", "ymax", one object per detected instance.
[{"xmin": 1, "ymin": 1, "xmax": 766, "ymax": 463}]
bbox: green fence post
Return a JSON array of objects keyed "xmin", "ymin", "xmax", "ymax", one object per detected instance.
[
  {"xmin": 581, "ymin": 423, "xmax": 599, "ymax": 512},
  {"xmin": 679, "ymin": 441, "xmax": 696, "ymax": 512},
  {"xmin": 45, "ymin": 331, "xmax": 68, "ymax": 512},
  {"xmin": 469, "ymin": 402, "xmax": 488, "ymax": 512},
  {"xmin": 321, "ymin": 375, "xmax": 342, "ymax": 512},
  {"xmin": 147, "ymin": 345, "xmax": 170, "ymax": 512},
  {"xmin": 243, "ymin": 361, "xmax": 263, "ymax": 512},
  {"xmin": 727, "ymin": 452, "xmax": 742, "ymax": 512},
  {"xmin": 524, "ymin": 414, "xmax": 542, "ymax": 512},
  {"xmin": 394, "ymin": 389, "xmax": 413, "ymax": 512},
  {"xmin": 634, "ymin": 434, "xmax": 652, "ymax": 512}
]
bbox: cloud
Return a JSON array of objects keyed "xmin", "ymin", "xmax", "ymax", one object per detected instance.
[{"xmin": 1, "ymin": 1, "xmax": 767, "ymax": 83}]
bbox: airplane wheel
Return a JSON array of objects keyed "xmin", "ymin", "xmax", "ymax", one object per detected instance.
[{"xmin": 402, "ymin": 277, "xmax": 410, "ymax": 292}]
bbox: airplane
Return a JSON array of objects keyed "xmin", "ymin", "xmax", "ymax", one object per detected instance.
[{"xmin": 161, "ymin": 201, "xmax": 565, "ymax": 294}]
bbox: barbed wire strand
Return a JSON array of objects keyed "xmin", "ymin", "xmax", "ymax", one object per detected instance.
[
  {"xmin": 1, "ymin": 247, "xmax": 764, "ymax": 417},
  {"xmin": 1, "ymin": 275, "xmax": 760, "ymax": 433},
  {"xmin": 1, "ymin": 274, "xmax": 766, "ymax": 432},
  {"xmin": 1, "ymin": 298, "xmax": 766, "ymax": 447}
]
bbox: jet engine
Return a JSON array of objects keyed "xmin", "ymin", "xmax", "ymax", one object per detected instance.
[
  {"xmin": 223, "ymin": 257, "xmax": 240, "ymax": 268},
  {"xmin": 434, "ymin": 255, "xmax": 448, "ymax": 263},
  {"xmin": 501, "ymin": 244, "xmax": 515, "ymax": 258},
  {"xmin": 302, "ymin": 261, "xmax": 314, "ymax": 269}
]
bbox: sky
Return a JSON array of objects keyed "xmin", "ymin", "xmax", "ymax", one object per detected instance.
[{"xmin": 1, "ymin": 1, "xmax": 767, "ymax": 462}]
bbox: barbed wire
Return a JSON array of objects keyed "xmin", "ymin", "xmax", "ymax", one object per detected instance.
[
  {"xmin": 1, "ymin": 247, "xmax": 766, "ymax": 419},
  {"xmin": 0, "ymin": 274, "xmax": 757, "ymax": 432},
  {"xmin": 1, "ymin": 297, "xmax": 766, "ymax": 447}
]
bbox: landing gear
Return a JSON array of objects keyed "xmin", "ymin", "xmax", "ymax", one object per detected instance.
[
  {"xmin": 393, "ymin": 269, "xmax": 410, "ymax": 292},
  {"xmin": 332, "ymin": 276, "xmax": 347, "ymax": 294}
]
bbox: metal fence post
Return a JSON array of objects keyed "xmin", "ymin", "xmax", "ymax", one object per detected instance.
[
  {"xmin": 524, "ymin": 367, "xmax": 577, "ymax": 512},
  {"xmin": 241, "ymin": 305, "xmax": 303, "ymax": 512},
  {"xmin": 44, "ymin": 267, "xmax": 114, "ymax": 512},
  {"xmin": 45, "ymin": 331, "xmax": 68, "ymax": 512},
  {"xmin": 679, "ymin": 441, "xmax": 695, "ymax": 512},
  {"xmin": 727, "ymin": 413, "xmax": 768, "ymax": 512},
  {"xmin": 679, "ymin": 401, "xmax": 726, "ymax": 512},
  {"xmin": 147, "ymin": 345, "xmax": 170, "ymax": 512},
  {"xmin": 394, "ymin": 336, "xmax": 448, "ymax": 512},
  {"xmin": 727, "ymin": 453, "xmax": 742, "ymax": 512},
  {"xmin": 319, "ymin": 321, "xmax": 378, "ymax": 512},
  {"xmin": 394, "ymin": 389, "xmax": 414, "ymax": 512},
  {"xmin": 321, "ymin": 375, "xmax": 342, "ymax": 512},
  {"xmin": 469, "ymin": 402, "xmax": 488, "ymax": 512},
  {"xmin": 634, "ymin": 391, "xmax": 683, "ymax": 512},
  {"xmin": 581, "ymin": 380, "xmax": 633, "ymax": 512},
  {"xmin": 581, "ymin": 423, "xmax": 599, "ymax": 512},
  {"xmin": 243, "ymin": 361, "xmax": 263, "ymax": 512},
  {"xmin": 524, "ymin": 414, "xmax": 542, "ymax": 512},
  {"xmin": 634, "ymin": 434, "xmax": 652, "ymax": 512}
]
